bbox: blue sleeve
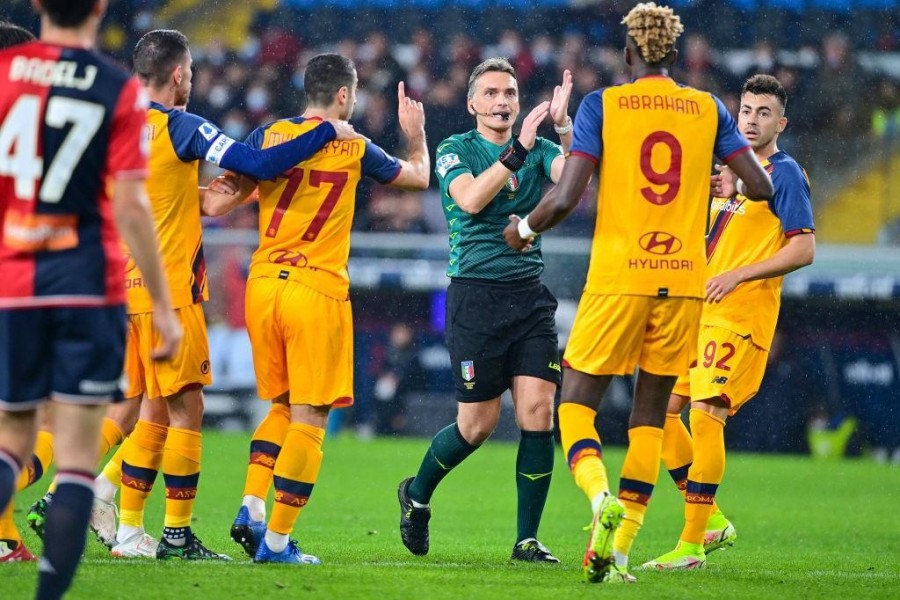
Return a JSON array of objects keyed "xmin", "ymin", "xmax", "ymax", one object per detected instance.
[
  {"xmin": 216, "ymin": 122, "xmax": 337, "ymax": 181},
  {"xmin": 771, "ymin": 159, "xmax": 815, "ymax": 236},
  {"xmin": 711, "ymin": 94, "xmax": 751, "ymax": 161},
  {"xmin": 360, "ymin": 141, "xmax": 401, "ymax": 184},
  {"xmin": 244, "ymin": 125, "xmax": 267, "ymax": 150},
  {"xmin": 166, "ymin": 110, "xmax": 224, "ymax": 162},
  {"xmin": 570, "ymin": 90, "xmax": 603, "ymax": 163}
]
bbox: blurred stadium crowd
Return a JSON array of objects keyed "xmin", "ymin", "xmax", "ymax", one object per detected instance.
[{"xmin": 3, "ymin": 0, "xmax": 898, "ymax": 237}]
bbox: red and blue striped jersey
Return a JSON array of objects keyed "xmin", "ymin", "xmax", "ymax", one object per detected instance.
[{"xmin": 0, "ymin": 41, "xmax": 148, "ymax": 309}]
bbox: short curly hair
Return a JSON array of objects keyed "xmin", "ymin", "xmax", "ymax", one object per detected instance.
[{"xmin": 622, "ymin": 2, "xmax": 684, "ymax": 65}]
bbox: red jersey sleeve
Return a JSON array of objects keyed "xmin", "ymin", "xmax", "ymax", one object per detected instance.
[{"xmin": 106, "ymin": 77, "xmax": 149, "ymax": 180}]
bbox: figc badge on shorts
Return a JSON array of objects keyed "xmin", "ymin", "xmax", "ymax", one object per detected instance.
[{"xmin": 461, "ymin": 360, "xmax": 475, "ymax": 382}]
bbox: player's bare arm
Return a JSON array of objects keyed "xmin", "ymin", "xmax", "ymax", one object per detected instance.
[
  {"xmin": 548, "ymin": 69, "xmax": 573, "ymax": 181},
  {"xmin": 112, "ymin": 179, "xmax": 182, "ymax": 360},
  {"xmin": 723, "ymin": 150, "xmax": 774, "ymax": 200},
  {"xmin": 706, "ymin": 232, "xmax": 815, "ymax": 303},
  {"xmin": 503, "ymin": 154, "xmax": 593, "ymax": 251},
  {"xmin": 449, "ymin": 101, "xmax": 550, "ymax": 214},
  {"xmin": 388, "ymin": 81, "xmax": 430, "ymax": 191}
]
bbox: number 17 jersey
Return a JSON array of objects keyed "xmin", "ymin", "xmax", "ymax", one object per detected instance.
[
  {"xmin": 245, "ymin": 118, "xmax": 400, "ymax": 300},
  {"xmin": 570, "ymin": 76, "xmax": 750, "ymax": 299}
]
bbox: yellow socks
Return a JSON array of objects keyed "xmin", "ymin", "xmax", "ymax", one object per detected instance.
[
  {"xmin": 244, "ymin": 403, "xmax": 291, "ymax": 502},
  {"xmin": 613, "ymin": 426, "xmax": 664, "ymax": 559},
  {"xmin": 0, "ymin": 502, "xmax": 20, "ymax": 543},
  {"xmin": 162, "ymin": 428, "xmax": 202, "ymax": 532},
  {"xmin": 662, "ymin": 412, "xmax": 694, "ymax": 492},
  {"xmin": 99, "ymin": 417, "xmax": 125, "ymax": 458},
  {"xmin": 17, "ymin": 430, "xmax": 54, "ymax": 492},
  {"xmin": 120, "ymin": 420, "xmax": 167, "ymax": 529},
  {"xmin": 268, "ymin": 423, "xmax": 325, "ymax": 535},
  {"xmin": 681, "ymin": 410, "xmax": 726, "ymax": 545},
  {"xmin": 558, "ymin": 402, "xmax": 609, "ymax": 503},
  {"xmin": 101, "ymin": 443, "xmax": 125, "ymax": 488}
]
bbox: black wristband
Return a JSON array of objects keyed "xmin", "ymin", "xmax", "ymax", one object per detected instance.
[{"xmin": 498, "ymin": 139, "xmax": 529, "ymax": 171}]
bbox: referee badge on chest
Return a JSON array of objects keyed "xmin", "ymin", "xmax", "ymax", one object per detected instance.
[
  {"xmin": 461, "ymin": 360, "xmax": 475, "ymax": 382},
  {"xmin": 505, "ymin": 174, "xmax": 519, "ymax": 192}
]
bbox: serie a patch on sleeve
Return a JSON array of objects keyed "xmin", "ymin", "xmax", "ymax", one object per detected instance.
[{"xmin": 436, "ymin": 153, "xmax": 460, "ymax": 177}]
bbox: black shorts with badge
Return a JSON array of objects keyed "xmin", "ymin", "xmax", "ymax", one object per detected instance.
[{"xmin": 445, "ymin": 276, "xmax": 561, "ymax": 403}]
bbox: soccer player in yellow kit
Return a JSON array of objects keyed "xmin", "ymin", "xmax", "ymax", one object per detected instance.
[
  {"xmin": 645, "ymin": 73, "xmax": 814, "ymax": 571},
  {"xmin": 93, "ymin": 30, "xmax": 354, "ymax": 560},
  {"xmin": 207, "ymin": 54, "xmax": 430, "ymax": 564},
  {"xmin": 504, "ymin": 2, "xmax": 774, "ymax": 583}
]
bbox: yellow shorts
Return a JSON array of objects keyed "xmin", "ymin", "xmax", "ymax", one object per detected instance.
[
  {"xmin": 124, "ymin": 302, "xmax": 211, "ymax": 399},
  {"xmin": 245, "ymin": 274, "xmax": 353, "ymax": 407},
  {"xmin": 689, "ymin": 325, "xmax": 768, "ymax": 415},
  {"xmin": 564, "ymin": 294, "xmax": 701, "ymax": 377},
  {"xmin": 672, "ymin": 372, "xmax": 692, "ymax": 398}
]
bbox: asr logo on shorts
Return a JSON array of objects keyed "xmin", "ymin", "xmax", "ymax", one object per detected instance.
[
  {"xmin": 711, "ymin": 376, "xmax": 729, "ymax": 384},
  {"xmin": 461, "ymin": 360, "xmax": 475, "ymax": 382}
]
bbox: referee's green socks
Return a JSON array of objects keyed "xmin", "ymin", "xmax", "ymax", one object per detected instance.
[
  {"xmin": 408, "ymin": 423, "xmax": 478, "ymax": 505},
  {"xmin": 516, "ymin": 430, "xmax": 554, "ymax": 542}
]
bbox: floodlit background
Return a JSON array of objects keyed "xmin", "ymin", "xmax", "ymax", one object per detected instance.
[{"xmin": 3, "ymin": 0, "xmax": 897, "ymax": 460}]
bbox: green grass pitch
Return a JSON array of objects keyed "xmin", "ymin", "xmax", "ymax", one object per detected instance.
[{"xmin": 3, "ymin": 432, "xmax": 899, "ymax": 599}]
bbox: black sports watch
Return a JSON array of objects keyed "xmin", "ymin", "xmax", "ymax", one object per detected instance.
[{"xmin": 499, "ymin": 139, "xmax": 529, "ymax": 171}]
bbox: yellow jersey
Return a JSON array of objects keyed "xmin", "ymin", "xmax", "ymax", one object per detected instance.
[
  {"xmin": 703, "ymin": 151, "xmax": 814, "ymax": 350},
  {"xmin": 247, "ymin": 117, "xmax": 401, "ymax": 300},
  {"xmin": 125, "ymin": 102, "xmax": 215, "ymax": 314},
  {"xmin": 570, "ymin": 76, "xmax": 750, "ymax": 298}
]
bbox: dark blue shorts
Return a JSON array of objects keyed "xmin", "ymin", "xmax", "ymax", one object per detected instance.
[{"xmin": 0, "ymin": 305, "xmax": 127, "ymax": 411}]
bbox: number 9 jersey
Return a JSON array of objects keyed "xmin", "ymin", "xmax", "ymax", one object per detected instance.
[{"xmin": 570, "ymin": 76, "xmax": 749, "ymax": 299}]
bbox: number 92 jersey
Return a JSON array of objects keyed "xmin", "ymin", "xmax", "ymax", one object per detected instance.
[
  {"xmin": 570, "ymin": 76, "xmax": 749, "ymax": 299},
  {"xmin": 0, "ymin": 41, "xmax": 147, "ymax": 308},
  {"xmin": 246, "ymin": 117, "xmax": 400, "ymax": 301}
]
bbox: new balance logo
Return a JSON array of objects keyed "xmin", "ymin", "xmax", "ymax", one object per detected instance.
[{"xmin": 711, "ymin": 376, "xmax": 728, "ymax": 384}]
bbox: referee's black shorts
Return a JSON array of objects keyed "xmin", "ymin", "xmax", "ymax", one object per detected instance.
[{"xmin": 445, "ymin": 276, "xmax": 560, "ymax": 403}]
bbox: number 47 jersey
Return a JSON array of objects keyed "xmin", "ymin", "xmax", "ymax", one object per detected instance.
[
  {"xmin": 570, "ymin": 76, "xmax": 750, "ymax": 299},
  {"xmin": 0, "ymin": 41, "xmax": 147, "ymax": 309}
]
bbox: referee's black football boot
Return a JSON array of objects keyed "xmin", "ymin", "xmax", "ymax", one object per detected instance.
[
  {"xmin": 397, "ymin": 477, "xmax": 430, "ymax": 556},
  {"xmin": 511, "ymin": 538, "xmax": 561, "ymax": 563}
]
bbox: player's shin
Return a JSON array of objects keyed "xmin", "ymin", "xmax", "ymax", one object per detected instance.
[
  {"xmin": 613, "ymin": 426, "xmax": 663, "ymax": 566},
  {"xmin": 267, "ymin": 423, "xmax": 325, "ymax": 551},
  {"xmin": 161, "ymin": 428, "xmax": 202, "ymax": 546},
  {"xmin": 681, "ymin": 409, "xmax": 726, "ymax": 546},
  {"xmin": 118, "ymin": 420, "xmax": 167, "ymax": 537},
  {"xmin": 243, "ymin": 402, "xmax": 291, "ymax": 519},
  {"xmin": 558, "ymin": 403, "xmax": 609, "ymax": 504}
]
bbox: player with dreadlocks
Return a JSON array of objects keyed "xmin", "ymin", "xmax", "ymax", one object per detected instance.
[{"xmin": 503, "ymin": 2, "xmax": 773, "ymax": 583}]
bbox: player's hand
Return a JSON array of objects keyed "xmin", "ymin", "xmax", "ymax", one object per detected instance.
[
  {"xmin": 705, "ymin": 269, "xmax": 744, "ymax": 303},
  {"xmin": 397, "ymin": 81, "xmax": 426, "ymax": 139},
  {"xmin": 518, "ymin": 101, "xmax": 550, "ymax": 151},
  {"xmin": 711, "ymin": 164, "xmax": 738, "ymax": 198},
  {"xmin": 549, "ymin": 69, "xmax": 573, "ymax": 128},
  {"xmin": 327, "ymin": 119, "xmax": 366, "ymax": 141},
  {"xmin": 150, "ymin": 305, "xmax": 183, "ymax": 361},
  {"xmin": 208, "ymin": 172, "xmax": 240, "ymax": 195},
  {"xmin": 503, "ymin": 215, "xmax": 534, "ymax": 252}
]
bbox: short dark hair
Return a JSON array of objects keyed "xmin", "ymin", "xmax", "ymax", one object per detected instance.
[
  {"xmin": 37, "ymin": 0, "xmax": 98, "ymax": 28},
  {"xmin": 133, "ymin": 30, "xmax": 190, "ymax": 88},
  {"xmin": 304, "ymin": 54, "xmax": 356, "ymax": 107},
  {"xmin": 742, "ymin": 74, "xmax": 787, "ymax": 113},
  {"xmin": 467, "ymin": 58, "xmax": 516, "ymax": 99},
  {"xmin": 0, "ymin": 21, "xmax": 35, "ymax": 50}
]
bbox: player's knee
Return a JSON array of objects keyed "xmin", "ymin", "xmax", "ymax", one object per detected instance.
[{"xmin": 517, "ymin": 398, "xmax": 554, "ymax": 431}]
